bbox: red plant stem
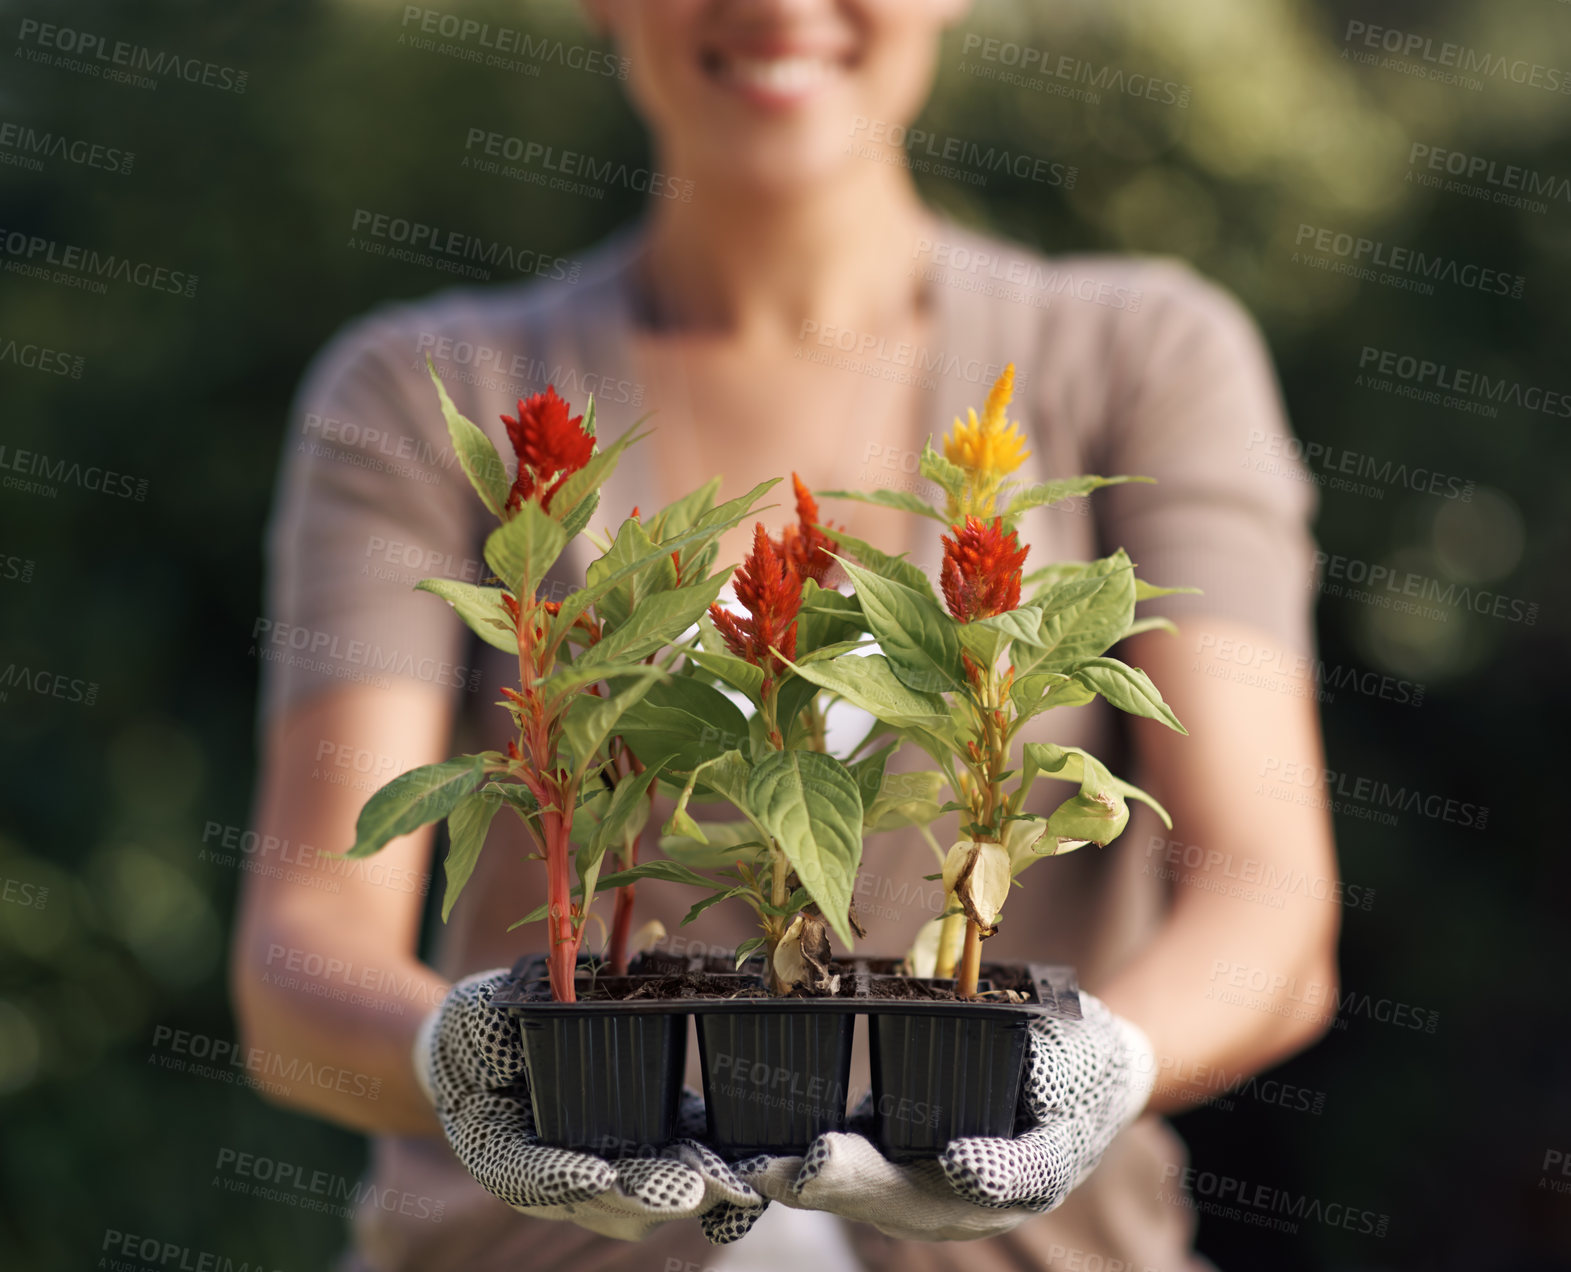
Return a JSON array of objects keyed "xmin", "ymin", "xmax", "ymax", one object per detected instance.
[
  {"xmin": 544, "ymin": 803, "xmax": 579, "ymax": 1003},
  {"xmin": 609, "ymin": 844, "xmax": 637, "ymax": 977}
]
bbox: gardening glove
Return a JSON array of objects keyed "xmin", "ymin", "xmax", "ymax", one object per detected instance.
[
  {"xmin": 415, "ymin": 969, "xmax": 767, "ymax": 1243},
  {"xmin": 735, "ymin": 992, "xmax": 1155, "ymax": 1241}
]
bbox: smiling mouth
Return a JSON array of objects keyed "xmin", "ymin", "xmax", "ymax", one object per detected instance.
[{"xmin": 702, "ymin": 49, "xmax": 853, "ymax": 107}]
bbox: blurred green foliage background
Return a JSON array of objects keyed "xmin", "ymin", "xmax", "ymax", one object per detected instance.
[{"xmin": 1, "ymin": 0, "xmax": 1567, "ymax": 1268}]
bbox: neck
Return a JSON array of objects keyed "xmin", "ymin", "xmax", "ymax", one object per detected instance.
[{"xmin": 635, "ymin": 164, "xmax": 936, "ymax": 344}]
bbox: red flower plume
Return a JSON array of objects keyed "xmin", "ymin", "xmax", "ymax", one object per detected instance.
[
  {"xmin": 778, "ymin": 473, "xmax": 839, "ymax": 587},
  {"xmin": 940, "ymin": 517, "xmax": 1029, "ymax": 623},
  {"xmin": 501, "ymin": 386, "xmax": 594, "ymax": 512},
  {"xmin": 708, "ymin": 524, "xmax": 802, "ymax": 679}
]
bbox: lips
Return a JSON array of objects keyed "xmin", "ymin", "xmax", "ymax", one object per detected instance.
[{"xmin": 702, "ymin": 46, "xmax": 853, "ymax": 107}]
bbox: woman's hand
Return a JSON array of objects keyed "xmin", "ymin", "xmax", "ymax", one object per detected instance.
[
  {"xmin": 418, "ymin": 969, "xmax": 767, "ymax": 1243},
  {"xmin": 733, "ymin": 993, "xmax": 1155, "ymax": 1241}
]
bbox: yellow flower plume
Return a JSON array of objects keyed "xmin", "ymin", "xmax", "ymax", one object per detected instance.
[{"xmin": 943, "ymin": 364, "xmax": 1030, "ymax": 518}]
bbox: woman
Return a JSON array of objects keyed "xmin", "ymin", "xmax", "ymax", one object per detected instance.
[{"xmin": 233, "ymin": 2, "xmax": 1340, "ymax": 1269}]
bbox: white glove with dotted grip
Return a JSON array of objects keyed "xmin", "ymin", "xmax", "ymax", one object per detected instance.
[
  {"xmin": 736, "ymin": 992, "xmax": 1156, "ymax": 1242},
  {"xmin": 415, "ymin": 970, "xmax": 766, "ymax": 1243}
]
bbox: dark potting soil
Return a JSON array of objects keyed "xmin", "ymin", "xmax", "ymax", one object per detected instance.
[{"xmin": 513, "ymin": 951, "xmax": 1034, "ymax": 1004}]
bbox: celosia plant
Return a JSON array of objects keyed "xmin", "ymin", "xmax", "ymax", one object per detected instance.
[
  {"xmin": 344, "ymin": 361, "xmax": 775, "ymax": 1002},
  {"xmin": 606, "ymin": 476, "xmax": 883, "ymax": 994},
  {"xmin": 793, "ymin": 364, "xmax": 1195, "ymax": 997}
]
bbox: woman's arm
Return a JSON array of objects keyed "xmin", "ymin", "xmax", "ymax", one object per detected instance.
[
  {"xmin": 1098, "ymin": 616, "xmax": 1340, "ymax": 1114},
  {"xmin": 230, "ymin": 680, "xmax": 455, "ymax": 1136}
]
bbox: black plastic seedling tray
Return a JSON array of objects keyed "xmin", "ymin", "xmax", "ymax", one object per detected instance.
[{"xmin": 491, "ymin": 953, "xmax": 1081, "ymax": 1160}]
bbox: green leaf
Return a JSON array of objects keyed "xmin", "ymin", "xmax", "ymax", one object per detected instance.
[
  {"xmin": 661, "ymin": 820, "xmax": 766, "ymax": 870},
  {"xmin": 797, "ymin": 578, "xmax": 870, "ymax": 653},
  {"xmin": 442, "ymin": 787, "xmax": 502, "ymax": 921},
  {"xmin": 558, "ymin": 489, "xmax": 600, "ymax": 540},
  {"xmin": 579, "ymin": 570, "xmax": 728, "ymax": 668},
  {"xmin": 1019, "ymin": 742, "xmax": 1171, "ymax": 836},
  {"xmin": 1026, "ymin": 552, "xmax": 1137, "ymax": 672},
  {"xmin": 591, "ymin": 858, "xmax": 717, "ymax": 891},
  {"xmin": 617, "ymin": 678, "xmax": 752, "ymax": 773},
  {"xmin": 816, "ymin": 530, "xmax": 937, "ymax": 602},
  {"xmin": 1002, "ymin": 474, "xmax": 1151, "ymax": 519},
  {"xmin": 548, "ymin": 421, "xmax": 652, "ymax": 521},
  {"xmin": 865, "ymin": 769, "xmax": 947, "ymax": 832},
  {"xmin": 1009, "ymin": 671, "xmax": 1097, "ymax": 722},
  {"xmin": 347, "ymin": 756, "xmax": 488, "ymax": 858},
  {"xmin": 484, "ymin": 500, "xmax": 569, "ymax": 599},
  {"xmin": 957, "ymin": 604, "xmax": 1043, "ymax": 668},
  {"xmin": 415, "ymin": 580, "xmax": 516, "ymax": 654},
  {"xmin": 665, "ymin": 750, "xmax": 755, "ymax": 842},
  {"xmin": 427, "ymin": 357, "xmax": 510, "ymax": 519},
  {"xmin": 560, "ymin": 676, "xmax": 664, "ymax": 774},
  {"xmin": 1071, "ymin": 657, "xmax": 1187, "ymax": 733},
  {"xmin": 817, "ymin": 487, "xmax": 946, "ymax": 522},
  {"xmin": 580, "ymin": 763, "xmax": 666, "ymax": 877},
  {"xmin": 832, "ymin": 556, "xmax": 965, "ymax": 694},
  {"xmin": 777, "ymin": 651, "xmax": 951, "ymax": 729},
  {"xmin": 1122, "ymin": 615, "xmax": 1179, "ymax": 639},
  {"xmin": 1135, "ymin": 579, "xmax": 1203, "ymax": 602},
  {"xmin": 688, "ymin": 642, "xmax": 766, "ymax": 707},
  {"xmin": 746, "ymin": 751, "xmax": 864, "ymax": 947},
  {"xmin": 846, "ymin": 739, "xmax": 897, "ymax": 805},
  {"xmin": 918, "ymin": 440, "xmax": 967, "ymax": 500},
  {"xmin": 481, "ymin": 780, "xmax": 539, "ymax": 821},
  {"xmin": 649, "ymin": 476, "xmax": 722, "ymax": 540},
  {"xmin": 1019, "ymin": 744, "xmax": 1126, "ymax": 845},
  {"xmin": 540, "ymin": 659, "xmax": 666, "ymax": 701},
  {"xmin": 734, "ymin": 936, "xmax": 767, "ymax": 967},
  {"xmin": 584, "ymin": 517, "xmax": 674, "ymax": 634}
]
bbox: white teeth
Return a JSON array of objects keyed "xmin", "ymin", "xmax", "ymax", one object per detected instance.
[{"xmin": 722, "ymin": 55, "xmax": 832, "ymax": 95}]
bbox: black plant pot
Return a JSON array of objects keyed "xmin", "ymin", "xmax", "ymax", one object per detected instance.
[
  {"xmin": 863, "ymin": 963, "xmax": 1082, "ymax": 1161},
  {"xmin": 491, "ymin": 955, "xmax": 687, "ymax": 1158},
  {"xmin": 491, "ymin": 954, "xmax": 1080, "ymax": 1162},
  {"xmin": 695, "ymin": 1008, "xmax": 855, "ymax": 1158}
]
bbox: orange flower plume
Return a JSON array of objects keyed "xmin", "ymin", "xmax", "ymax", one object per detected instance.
[
  {"xmin": 940, "ymin": 517, "xmax": 1029, "ymax": 622},
  {"xmin": 778, "ymin": 473, "xmax": 839, "ymax": 586},
  {"xmin": 709, "ymin": 524, "xmax": 802, "ymax": 680},
  {"xmin": 501, "ymin": 386, "xmax": 594, "ymax": 511}
]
